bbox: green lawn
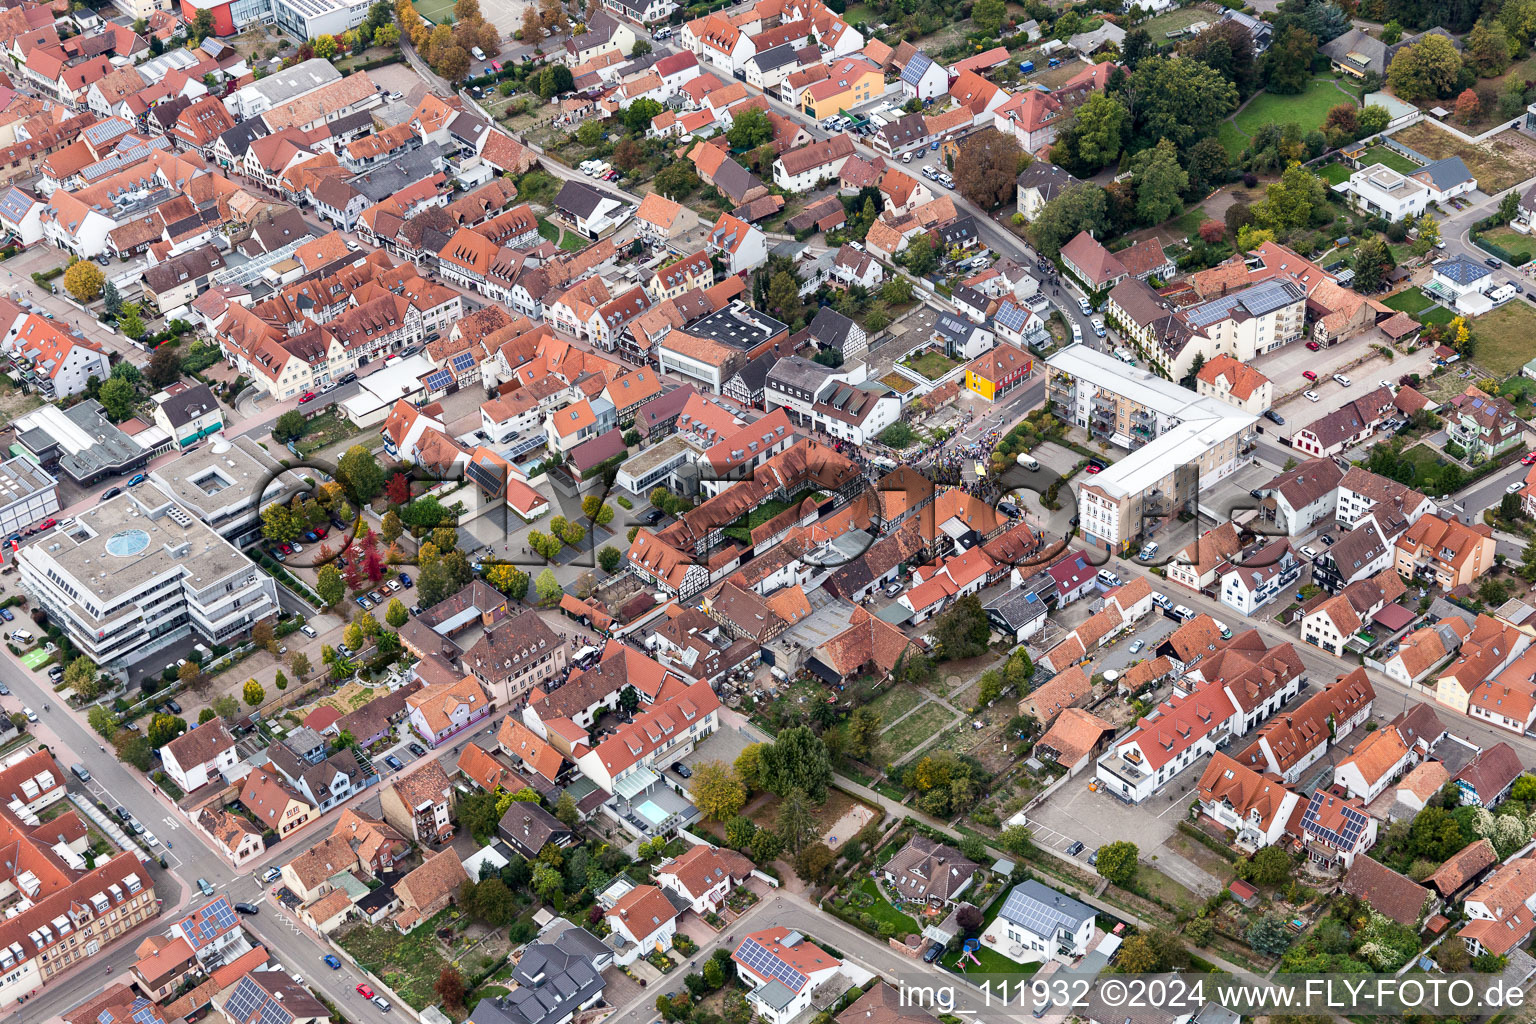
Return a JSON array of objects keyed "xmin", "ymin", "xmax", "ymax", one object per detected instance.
[
  {"xmin": 903, "ymin": 350, "xmax": 962, "ymax": 380},
  {"xmin": 843, "ymin": 2, "xmax": 876, "ymax": 24},
  {"xmin": 1139, "ymin": 6, "xmax": 1210, "ymax": 37},
  {"xmin": 853, "ymin": 878, "xmax": 923, "ymax": 936},
  {"xmin": 1169, "ymin": 206, "xmax": 1206, "ymax": 236},
  {"xmin": 1421, "ymin": 306, "xmax": 1457, "ymax": 326},
  {"xmin": 537, "ymin": 217, "xmax": 588, "ymax": 251},
  {"xmin": 1217, "ymin": 121, "xmax": 1249, "ymax": 160},
  {"xmin": 1480, "ymin": 225, "xmax": 1535, "ymax": 260},
  {"xmin": 882, "ymin": 701, "xmax": 957, "ymax": 759},
  {"xmin": 335, "ymin": 915, "xmax": 452, "ymax": 1010},
  {"xmin": 1469, "ymin": 301, "xmax": 1536, "ymax": 377},
  {"xmin": 867, "ymin": 683, "xmax": 926, "ymax": 726},
  {"xmin": 1384, "ymin": 287, "xmax": 1434, "ymax": 315},
  {"xmin": 1319, "ymin": 163, "xmax": 1352, "ymax": 185},
  {"xmin": 410, "ymin": 0, "xmax": 453, "ymax": 23},
  {"xmin": 941, "ymin": 887, "xmax": 1045, "ymax": 976},
  {"xmin": 1395, "ymin": 444, "xmax": 1463, "ymax": 496},
  {"xmin": 1232, "ymin": 76, "xmax": 1354, "ymax": 138},
  {"xmin": 1358, "ymin": 145, "xmax": 1421, "ymax": 173}
]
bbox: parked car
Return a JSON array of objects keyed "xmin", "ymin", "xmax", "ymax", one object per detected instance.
[
  {"xmin": 235, "ymin": 903, "xmax": 259, "ymax": 915},
  {"xmin": 1066, "ymin": 840, "xmax": 1085, "ymax": 856},
  {"xmin": 1302, "ymin": 370, "xmax": 1317, "ymax": 381},
  {"xmin": 1301, "ymin": 545, "xmax": 1319, "ymax": 558},
  {"xmin": 672, "ymin": 761, "xmax": 692, "ymax": 778},
  {"xmin": 356, "ymin": 985, "xmax": 375, "ymax": 1000},
  {"xmin": 1265, "ymin": 410, "xmax": 1284, "ymax": 425},
  {"xmin": 400, "ymin": 573, "xmax": 413, "ymax": 588},
  {"xmin": 1304, "ymin": 390, "xmax": 1320, "ymax": 401},
  {"xmin": 37, "ymin": 518, "xmax": 54, "ymax": 531},
  {"xmin": 22, "ymin": 708, "xmax": 34, "ymax": 723},
  {"xmin": 0, "ymin": 609, "xmax": 13, "ymax": 622},
  {"xmin": 1306, "ymin": 341, "xmax": 1321, "ymax": 351},
  {"xmin": 373, "ymin": 998, "xmax": 391, "ymax": 1013},
  {"xmin": 114, "ymin": 806, "xmax": 130, "ymax": 821},
  {"xmin": 1128, "ymin": 639, "xmax": 1144, "ymax": 653},
  {"xmin": 883, "ymin": 580, "xmax": 903, "ymax": 597},
  {"xmin": 101, "ymin": 486, "xmax": 122, "ymax": 500},
  {"xmin": 408, "ymin": 742, "xmax": 427, "ymax": 757},
  {"xmin": 166, "ymin": 699, "xmax": 181, "ymax": 714},
  {"xmin": 197, "ymin": 878, "xmax": 214, "ymax": 896},
  {"xmin": 923, "ymin": 944, "xmax": 943, "ymax": 963},
  {"xmin": 297, "ymin": 391, "xmax": 317, "ymax": 404},
  {"xmin": 1487, "ymin": 257, "xmax": 1503, "ymax": 268},
  {"xmin": 1509, "ymin": 480, "xmax": 1526, "ymax": 494},
  {"xmin": 262, "ymin": 866, "xmax": 281, "ymax": 882},
  {"xmin": 46, "ymin": 666, "xmax": 61, "ymax": 682},
  {"xmin": 383, "ymin": 755, "xmax": 403, "ymax": 771},
  {"xmin": 1333, "ymin": 374, "xmax": 1352, "ymax": 387},
  {"xmin": 300, "ymin": 625, "xmax": 318, "ymax": 638},
  {"xmin": 356, "ymin": 596, "xmax": 373, "ymax": 610}
]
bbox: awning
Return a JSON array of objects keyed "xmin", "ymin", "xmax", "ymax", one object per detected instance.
[{"xmin": 613, "ymin": 765, "xmax": 661, "ymax": 801}]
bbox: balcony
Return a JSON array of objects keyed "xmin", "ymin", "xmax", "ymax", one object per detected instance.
[
  {"xmin": 1091, "ymin": 395, "xmax": 1117, "ymax": 413},
  {"xmin": 1130, "ymin": 409, "xmax": 1154, "ymax": 424}
]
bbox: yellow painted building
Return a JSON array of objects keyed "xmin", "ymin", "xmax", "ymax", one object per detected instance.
[
  {"xmin": 964, "ymin": 344, "xmax": 1033, "ymax": 401},
  {"xmin": 800, "ymin": 57, "xmax": 882, "ymax": 118}
]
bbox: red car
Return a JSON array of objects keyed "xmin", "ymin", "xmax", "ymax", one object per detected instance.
[
  {"xmin": 278, "ymin": 543, "xmax": 292, "ymax": 554},
  {"xmin": 491, "ymin": 59, "xmax": 502, "ymax": 71},
  {"xmin": 37, "ymin": 518, "xmax": 54, "ymax": 531},
  {"xmin": 1085, "ymin": 464, "xmax": 1101, "ymax": 474},
  {"xmin": 1306, "ymin": 341, "xmax": 1322, "ymax": 351},
  {"xmin": 356, "ymin": 985, "xmax": 375, "ymax": 1000},
  {"xmin": 1302, "ymin": 370, "xmax": 1318, "ymax": 382},
  {"xmin": 298, "ymin": 391, "xmax": 317, "ymax": 404},
  {"xmin": 1523, "ymin": 451, "xmax": 1536, "ymax": 465}
]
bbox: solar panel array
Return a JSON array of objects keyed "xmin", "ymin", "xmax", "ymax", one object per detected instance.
[
  {"xmin": 998, "ymin": 882, "xmax": 1091, "ymax": 939},
  {"xmin": 451, "ymin": 352, "xmax": 476, "ymax": 373},
  {"xmin": 225, "ymin": 977, "xmax": 263, "ymax": 1023},
  {"xmin": 130, "ymin": 999, "xmax": 159, "ymax": 1024},
  {"xmin": 1302, "ymin": 794, "xmax": 1367, "ymax": 849},
  {"xmin": 182, "ymin": 897, "xmax": 236, "ymax": 949},
  {"xmin": 735, "ymin": 938, "xmax": 807, "ymax": 991},
  {"xmin": 424, "ymin": 369, "xmax": 454, "ymax": 392}
]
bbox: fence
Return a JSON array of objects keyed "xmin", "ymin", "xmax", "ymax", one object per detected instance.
[{"xmin": 1380, "ymin": 135, "xmax": 1430, "ymax": 166}]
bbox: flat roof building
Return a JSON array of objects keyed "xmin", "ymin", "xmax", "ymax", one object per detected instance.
[
  {"xmin": 146, "ymin": 434, "xmax": 307, "ymax": 544},
  {"xmin": 0, "ymin": 457, "xmax": 58, "ymax": 536},
  {"xmin": 18, "ymin": 493, "xmax": 279, "ymax": 666},
  {"xmin": 1046, "ymin": 344, "xmax": 1256, "ymax": 556},
  {"xmin": 14, "ymin": 401, "xmax": 155, "ymax": 484}
]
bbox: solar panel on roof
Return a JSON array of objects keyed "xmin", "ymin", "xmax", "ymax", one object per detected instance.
[
  {"xmin": 225, "ymin": 978, "xmax": 262, "ymax": 1023},
  {"xmin": 425, "ymin": 369, "xmax": 454, "ymax": 391},
  {"xmin": 451, "ymin": 351, "xmax": 476, "ymax": 372},
  {"xmin": 735, "ymin": 937, "xmax": 807, "ymax": 991}
]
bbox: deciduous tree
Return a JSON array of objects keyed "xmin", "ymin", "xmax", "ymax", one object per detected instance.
[
  {"xmin": 1130, "ymin": 138, "xmax": 1187, "ymax": 226},
  {"xmin": 1095, "ymin": 840, "xmax": 1139, "ymax": 886},
  {"xmin": 1466, "ymin": 18, "xmax": 1512, "ymax": 77},
  {"xmin": 1387, "ymin": 33, "xmax": 1464, "ymax": 99},
  {"xmin": 954, "ymin": 129, "xmax": 1026, "ymax": 210},
  {"xmin": 689, "ymin": 761, "xmax": 746, "ymax": 820},
  {"xmin": 64, "ymin": 261, "xmax": 104, "ymax": 302},
  {"xmin": 1260, "ymin": 24, "xmax": 1316, "ymax": 93}
]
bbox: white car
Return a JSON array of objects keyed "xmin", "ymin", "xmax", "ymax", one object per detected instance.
[
  {"xmin": 22, "ymin": 708, "xmax": 34, "ymax": 723},
  {"xmin": 1128, "ymin": 639, "xmax": 1144, "ymax": 653},
  {"xmin": 1379, "ymin": 380, "xmax": 1392, "ymax": 390},
  {"xmin": 471, "ymin": 45, "xmax": 486, "ymax": 60},
  {"xmin": 1301, "ymin": 545, "xmax": 1319, "ymax": 558},
  {"xmin": 299, "ymin": 625, "xmax": 318, "ymax": 638},
  {"xmin": 1078, "ymin": 298, "xmax": 1092, "ymax": 315},
  {"xmin": 1091, "ymin": 317, "xmax": 1106, "ymax": 337},
  {"xmin": 1304, "ymin": 390, "xmax": 1320, "ymax": 401},
  {"xmin": 1334, "ymin": 374, "xmax": 1352, "ymax": 387},
  {"xmin": 1509, "ymin": 480, "xmax": 1526, "ymax": 494}
]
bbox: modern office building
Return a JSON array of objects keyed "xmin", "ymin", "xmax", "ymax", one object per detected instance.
[
  {"xmin": 1046, "ymin": 345, "xmax": 1257, "ymax": 555},
  {"xmin": 145, "ymin": 434, "xmax": 307, "ymax": 544},
  {"xmin": 17, "ymin": 493, "xmax": 279, "ymax": 667}
]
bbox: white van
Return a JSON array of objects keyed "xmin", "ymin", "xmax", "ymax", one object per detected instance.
[
  {"xmin": 9, "ymin": 630, "xmax": 32, "ymax": 645},
  {"xmin": 471, "ymin": 46, "xmax": 487, "ymax": 60},
  {"xmin": 1138, "ymin": 542, "xmax": 1158, "ymax": 560},
  {"xmin": 1096, "ymin": 569, "xmax": 1122, "ymax": 588},
  {"xmin": 1173, "ymin": 605, "xmax": 1195, "ymax": 620},
  {"xmin": 1017, "ymin": 453, "xmax": 1039, "ymax": 471}
]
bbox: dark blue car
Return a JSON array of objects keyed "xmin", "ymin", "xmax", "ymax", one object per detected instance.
[
  {"xmin": 0, "ymin": 609, "xmax": 14, "ymax": 622},
  {"xmin": 399, "ymin": 573, "xmax": 413, "ymax": 588}
]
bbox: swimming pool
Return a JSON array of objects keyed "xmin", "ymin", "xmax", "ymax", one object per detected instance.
[{"xmin": 636, "ymin": 799, "xmax": 669, "ymax": 825}]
